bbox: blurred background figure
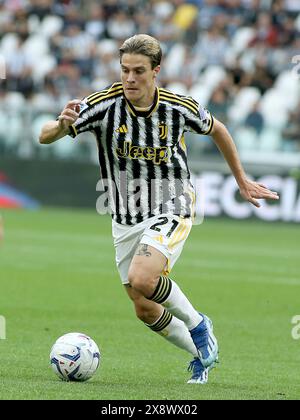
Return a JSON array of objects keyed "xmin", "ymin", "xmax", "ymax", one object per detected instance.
[{"xmin": 282, "ymin": 103, "xmax": 300, "ymax": 151}]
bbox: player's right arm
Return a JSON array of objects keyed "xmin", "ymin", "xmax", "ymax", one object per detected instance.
[{"xmin": 39, "ymin": 99, "xmax": 81, "ymax": 144}]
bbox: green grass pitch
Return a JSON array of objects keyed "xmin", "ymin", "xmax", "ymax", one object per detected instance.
[{"xmin": 0, "ymin": 208, "xmax": 299, "ymax": 400}]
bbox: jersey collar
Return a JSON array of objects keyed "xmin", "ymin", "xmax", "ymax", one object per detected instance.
[{"xmin": 125, "ymin": 87, "xmax": 160, "ymax": 118}]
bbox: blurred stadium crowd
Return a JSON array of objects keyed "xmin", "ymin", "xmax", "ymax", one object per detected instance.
[{"xmin": 0, "ymin": 0, "xmax": 299, "ymax": 162}]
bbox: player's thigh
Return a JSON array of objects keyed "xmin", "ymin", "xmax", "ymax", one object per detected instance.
[
  {"xmin": 130, "ymin": 214, "xmax": 192, "ymax": 279},
  {"xmin": 128, "ymin": 214, "xmax": 191, "ymax": 285}
]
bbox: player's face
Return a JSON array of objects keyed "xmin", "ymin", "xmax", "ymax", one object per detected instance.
[{"xmin": 121, "ymin": 53, "xmax": 160, "ymax": 107}]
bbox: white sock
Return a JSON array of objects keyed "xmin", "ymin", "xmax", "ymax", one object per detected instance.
[
  {"xmin": 149, "ymin": 276, "xmax": 203, "ymax": 330},
  {"xmin": 145, "ymin": 309, "xmax": 198, "ymax": 357}
]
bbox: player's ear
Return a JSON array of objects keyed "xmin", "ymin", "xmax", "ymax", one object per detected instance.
[{"xmin": 153, "ymin": 65, "xmax": 160, "ymax": 78}]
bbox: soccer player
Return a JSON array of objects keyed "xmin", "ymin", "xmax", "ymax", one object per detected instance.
[{"xmin": 39, "ymin": 34, "xmax": 279, "ymax": 384}]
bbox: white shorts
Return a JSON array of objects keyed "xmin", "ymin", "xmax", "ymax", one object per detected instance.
[{"xmin": 112, "ymin": 214, "xmax": 192, "ymax": 284}]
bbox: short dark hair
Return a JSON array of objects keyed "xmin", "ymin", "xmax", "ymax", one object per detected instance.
[{"xmin": 119, "ymin": 34, "xmax": 162, "ymax": 69}]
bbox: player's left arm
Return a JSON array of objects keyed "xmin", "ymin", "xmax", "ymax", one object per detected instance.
[{"xmin": 210, "ymin": 118, "xmax": 279, "ymax": 208}]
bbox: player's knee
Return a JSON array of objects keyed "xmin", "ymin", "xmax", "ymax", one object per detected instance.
[{"xmin": 128, "ymin": 269, "xmax": 157, "ymax": 296}]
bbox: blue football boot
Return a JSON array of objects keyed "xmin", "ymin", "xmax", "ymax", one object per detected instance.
[{"xmin": 189, "ymin": 314, "xmax": 218, "ymax": 368}]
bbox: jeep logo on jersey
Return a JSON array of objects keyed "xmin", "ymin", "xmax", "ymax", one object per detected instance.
[
  {"xmin": 116, "ymin": 141, "xmax": 170, "ymax": 164},
  {"xmin": 159, "ymin": 123, "xmax": 168, "ymax": 140}
]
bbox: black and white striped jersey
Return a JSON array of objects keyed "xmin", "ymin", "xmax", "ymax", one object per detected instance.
[{"xmin": 69, "ymin": 82, "xmax": 214, "ymax": 225}]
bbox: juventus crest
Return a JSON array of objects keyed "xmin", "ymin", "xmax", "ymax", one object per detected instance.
[{"xmin": 159, "ymin": 123, "xmax": 168, "ymax": 140}]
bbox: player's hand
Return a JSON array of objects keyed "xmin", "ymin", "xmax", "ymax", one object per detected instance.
[
  {"xmin": 58, "ymin": 99, "xmax": 81, "ymax": 130},
  {"xmin": 239, "ymin": 179, "xmax": 279, "ymax": 208}
]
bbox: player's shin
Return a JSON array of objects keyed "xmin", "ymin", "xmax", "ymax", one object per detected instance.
[
  {"xmin": 149, "ymin": 276, "xmax": 203, "ymax": 330},
  {"xmin": 145, "ymin": 309, "xmax": 198, "ymax": 357}
]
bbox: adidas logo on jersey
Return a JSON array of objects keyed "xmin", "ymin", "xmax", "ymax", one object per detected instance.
[{"xmin": 116, "ymin": 125, "xmax": 128, "ymax": 134}]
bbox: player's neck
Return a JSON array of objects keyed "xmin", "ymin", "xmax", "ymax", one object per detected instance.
[
  {"xmin": 129, "ymin": 86, "xmax": 157, "ymax": 109},
  {"xmin": 134, "ymin": 104, "xmax": 152, "ymax": 112}
]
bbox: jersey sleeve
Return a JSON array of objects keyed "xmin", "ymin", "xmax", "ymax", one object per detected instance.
[
  {"xmin": 69, "ymin": 83, "xmax": 123, "ymax": 137},
  {"xmin": 184, "ymin": 101, "xmax": 214, "ymax": 136},
  {"xmin": 68, "ymin": 96, "xmax": 106, "ymax": 138}
]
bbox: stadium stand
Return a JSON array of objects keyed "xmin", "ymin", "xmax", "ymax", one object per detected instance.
[{"xmin": 0, "ymin": 0, "xmax": 299, "ymax": 162}]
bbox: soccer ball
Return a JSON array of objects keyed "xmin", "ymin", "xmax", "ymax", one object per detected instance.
[{"xmin": 50, "ymin": 332, "xmax": 100, "ymax": 382}]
